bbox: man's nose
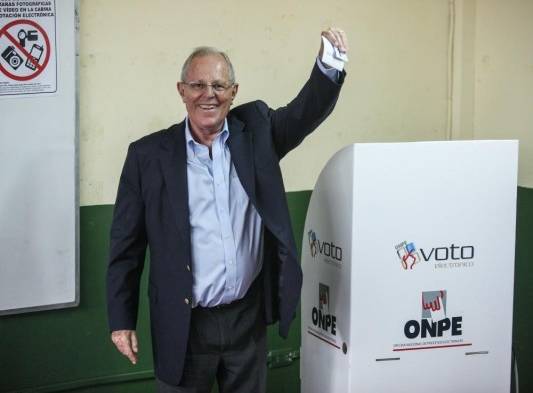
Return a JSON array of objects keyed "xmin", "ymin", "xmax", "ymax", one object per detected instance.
[{"xmin": 203, "ymin": 85, "xmax": 216, "ymax": 97}]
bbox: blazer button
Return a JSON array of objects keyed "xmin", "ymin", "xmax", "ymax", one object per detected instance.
[
  {"xmin": 186, "ymin": 264, "xmax": 191, "ymax": 272},
  {"xmin": 184, "ymin": 297, "xmax": 190, "ymax": 305}
]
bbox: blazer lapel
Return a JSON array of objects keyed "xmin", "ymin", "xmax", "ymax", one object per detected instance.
[
  {"xmin": 227, "ymin": 114, "xmax": 256, "ymax": 205},
  {"xmin": 159, "ymin": 122, "xmax": 190, "ymax": 240},
  {"xmin": 159, "ymin": 116, "xmax": 256, "ymax": 237}
]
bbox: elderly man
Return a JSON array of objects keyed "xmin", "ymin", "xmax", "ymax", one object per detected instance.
[{"xmin": 107, "ymin": 28, "xmax": 348, "ymax": 393}]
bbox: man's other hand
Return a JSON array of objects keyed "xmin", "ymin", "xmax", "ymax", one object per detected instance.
[
  {"xmin": 111, "ymin": 329, "xmax": 139, "ymax": 365},
  {"xmin": 319, "ymin": 27, "xmax": 349, "ymax": 58}
]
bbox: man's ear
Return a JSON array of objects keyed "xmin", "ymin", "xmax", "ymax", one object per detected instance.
[
  {"xmin": 177, "ymin": 82, "xmax": 186, "ymax": 102},
  {"xmin": 231, "ymin": 84, "xmax": 239, "ymax": 99}
]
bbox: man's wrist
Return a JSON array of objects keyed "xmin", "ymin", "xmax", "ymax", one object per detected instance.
[
  {"xmin": 316, "ymin": 57, "xmax": 340, "ymax": 83},
  {"xmin": 316, "ymin": 56, "xmax": 332, "ymax": 70}
]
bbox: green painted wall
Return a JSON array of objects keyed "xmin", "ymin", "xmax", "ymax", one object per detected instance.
[
  {"xmin": 1, "ymin": 189, "xmax": 532, "ymax": 393},
  {"xmin": 514, "ymin": 187, "xmax": 533, "ymax": 386}
]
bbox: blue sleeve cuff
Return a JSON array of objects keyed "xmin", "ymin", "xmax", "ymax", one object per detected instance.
[{"xmin": 316, "ymin": 57, "xmax": 340, "ymax": 83}]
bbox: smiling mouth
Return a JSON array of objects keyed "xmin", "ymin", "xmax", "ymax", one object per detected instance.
[{"xmin": 199, "ymin": 104, "xmax": 217, "ymax": 110}]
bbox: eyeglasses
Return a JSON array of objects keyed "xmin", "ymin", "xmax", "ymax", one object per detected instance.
[{"xmin": 181, "ymin": 81, "xmax": 234, "ymax": 93}]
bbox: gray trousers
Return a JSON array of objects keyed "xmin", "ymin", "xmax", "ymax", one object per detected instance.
[{"xmin": 156, "ymin": 281, "xmax": 267, "ymax": 393}]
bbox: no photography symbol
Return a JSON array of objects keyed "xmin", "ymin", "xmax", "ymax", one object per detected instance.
[{"xmin": 0, "ymin": 19, "xmax": 51, "ymax": 81}]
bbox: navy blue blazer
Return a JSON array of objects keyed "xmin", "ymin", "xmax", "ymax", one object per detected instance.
[{"xmin": 107, "ymin": 63, "xmax": 345, "ymax": 384}]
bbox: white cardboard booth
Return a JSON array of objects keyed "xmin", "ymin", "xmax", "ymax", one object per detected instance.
[{"xmin": 301, "ymin": 141, "xmax": 518, "ymax": 393}]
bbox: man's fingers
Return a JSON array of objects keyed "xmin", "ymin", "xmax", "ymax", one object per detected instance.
[
  {"xmin": 321, "ymin": 27, "xmax": 349, "ymax": 53},
  {"xmin": 330, "ymin": 29, "xmax": 347, "ymax": 53},
  {"xmin": 131, "ymin": 331, "xmax": 139, "ymax": 354},
  {"xmin": 336, "ymin": 29, "xmax": 349, "ymax": 52},
  {"xmin": 111, "ymin": 331, "xmax": 133, "ymax": 357},
  {"xmin": 321, "ymin": 30, "xmax": 338, "ymax": 48},
  {"xmin": 127, "ymin": 351, "xmax": 138, "ymax": 364},
  {"xmin": 111, "ymin": 330, "xmax": 138, "ymax": 365}
]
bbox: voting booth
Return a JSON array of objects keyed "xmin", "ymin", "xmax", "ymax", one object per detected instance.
[{"xmin": 301, "ymin": 141, "xmax": 518, "ymax": 393}]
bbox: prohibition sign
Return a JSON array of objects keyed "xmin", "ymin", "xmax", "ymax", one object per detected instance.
[{"xmin": 0, "ymin": 19, "xmax": 51, "ymax": 81}]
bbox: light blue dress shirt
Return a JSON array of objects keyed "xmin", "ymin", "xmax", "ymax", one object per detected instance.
[
  {"xmin": 185, "ymin": 58, "xmax": 339, "ymax": 307},
  {"xmin": 185, "ymin": 119, "xmax": 264, "ymax": 307}
]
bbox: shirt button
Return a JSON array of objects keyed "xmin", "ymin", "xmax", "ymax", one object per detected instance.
[
  {"xmin": 228, "ymin": 260, "xmax": 233, "ymax": 265},
  {"xmin": 184, "ymin": 298, "xmax": 190, "ymax": 305}
]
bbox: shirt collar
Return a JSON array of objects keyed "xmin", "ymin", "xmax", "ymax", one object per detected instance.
[{"xmin": 184, "ymin": 117, "xmax": 229, "ymax": 158}]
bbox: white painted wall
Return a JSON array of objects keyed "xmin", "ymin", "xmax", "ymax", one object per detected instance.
[{"xmin": 78, "ymin": 0, "xmax": 533, "ymax": 206}]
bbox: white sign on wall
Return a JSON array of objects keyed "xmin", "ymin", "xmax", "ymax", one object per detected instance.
[
  {"xmin": 0, "ymin": 0, "xmax": 77, "ymax": 315},
  {"xmin": 301, "ymin": 141, "xmax": 518, "ymax": 393},
  {"xmin": 0, "ymin": 0, "xmax": 56, "ymax": 96}
]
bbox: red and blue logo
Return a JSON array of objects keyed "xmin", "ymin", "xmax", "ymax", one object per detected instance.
[{"xmin": 395, "ymin": 241, "xmax": 421, "ymax": 270}]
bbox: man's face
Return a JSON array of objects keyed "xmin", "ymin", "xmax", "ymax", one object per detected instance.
[{"xmin": 177, "ymin": 54, "xmax": 238, "ymax": 136}]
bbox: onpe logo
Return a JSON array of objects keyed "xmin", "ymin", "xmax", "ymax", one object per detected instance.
[
  {"xmin": 311, "ymin": 283, "xmax": 336, "ymax": 335},
  {"xmin": 404, "ymin": 290, "xmax": 462, "ymax": 339}
]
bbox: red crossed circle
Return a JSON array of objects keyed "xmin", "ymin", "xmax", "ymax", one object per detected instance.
[{"xmin": 0, "ymin": 19, "xmax": 51, "ymax": 81}]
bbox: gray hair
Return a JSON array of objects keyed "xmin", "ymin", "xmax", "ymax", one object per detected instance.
[{"xmin": 180, "ymin": 46, "xmax": 236, "ymax": 84}]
